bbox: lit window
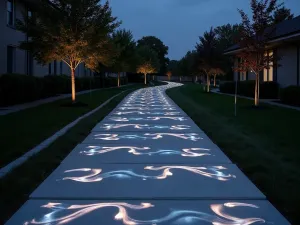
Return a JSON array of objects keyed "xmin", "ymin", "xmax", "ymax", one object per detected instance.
[
  {"xmin": 28, "ymin": 10, "xmax": 32, "ymax": 18},
  {"xmin": 264, "ymin": 50, "xmax": 273, "ymax": 81},
  {"xmin": 7, "ymin": 0, "xmax": 14, "ymax": 26}
]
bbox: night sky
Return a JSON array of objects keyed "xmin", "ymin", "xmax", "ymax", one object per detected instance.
[{"xmin": 108, "ymin": 0, "xmax": 300, "ymax": 60}]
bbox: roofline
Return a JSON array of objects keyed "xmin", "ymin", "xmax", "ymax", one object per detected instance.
[
  {"xmin": 269, "ymin": 31, "xmax": 300, "ymax": 43},
  {"xmin": 224, "ymin": 30, "xmax": 300, "ymax": 55}
]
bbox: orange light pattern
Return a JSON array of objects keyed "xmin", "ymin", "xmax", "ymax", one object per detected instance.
[{"xmin": 23, "ymin": 202, "xmax": 265, "ymax": 225}]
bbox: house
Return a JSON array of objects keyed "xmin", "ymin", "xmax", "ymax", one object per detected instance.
[
  {"xmin": 224, "ymin": 15, "xmax": 300, "ymax": 88},
  {"xmin": 0, "ymin": 0, "xmax": 92, "ymax": 77}
]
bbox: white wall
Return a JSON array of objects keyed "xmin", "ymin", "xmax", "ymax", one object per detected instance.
[{"xmin": 277, "ymin": 46, "xmax": 298, "ymax": 87}]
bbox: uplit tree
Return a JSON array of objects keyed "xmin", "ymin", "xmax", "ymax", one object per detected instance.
[
  {"xmin": 136, "ymin": 46, "xmax": 160, "ymax": 85},
  {"xmin": 111, "ymin": 29, "xmax": 136, "ymax": 87},
  {"xmin": 211, "ymin": 68, "xmax": 225, "ymax": 87},
  {"xmin": 235, "ymin": 0, "xmax": 279, "ymax": 106},
  {"xmin": 166, "ymin": 71, "xmax": 172, "ymax": 81},
  {"xmin": 137, "ymin": 36, "xmax": 168, "ymax": 74},
  {"xmin": 196, "ymin": 27, "xmax": 222, "ymax": 92},
  {"xmin": 17, "ymin": 0, "xmax": 120, "ymax": 103}
]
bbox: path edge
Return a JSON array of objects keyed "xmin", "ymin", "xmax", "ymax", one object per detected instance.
[{"xmin": 0, "ymin": 89, "xmax": 133, "ymax": 178}]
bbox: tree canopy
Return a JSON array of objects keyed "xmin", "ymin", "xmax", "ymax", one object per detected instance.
[
  {"xmin": 136, "ymin": 46, "xmax": 160, "ymax": 84},
  {"xmin": 111, "ymin": 29, "xmax": 136, "ymax": 73},
  {"xmin": 137, "ymin": 36, "xmax": 169, "ymax": 74},
  {"xmin": 17, "ymin": 0, "xmax": 120, "ymax": 102},
  {"xmin": 235, "ymin": 0, "xmax": 280, "ymax": 106}
]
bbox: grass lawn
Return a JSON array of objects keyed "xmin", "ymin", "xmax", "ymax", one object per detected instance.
[
  {"xmin": 0, "ymin": 84, "xmax": 143, "ymax": 168},
  {"xmin": 0, "ymin": 89, "xmax": 137, "ymax": 224},
  {"xmin": 167, "ymin": 84, "xmax": 300, "ymax": 224}
]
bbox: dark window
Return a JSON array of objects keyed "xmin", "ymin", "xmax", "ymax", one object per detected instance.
[
  {"xmin": 54, "ymin": 60, "xmax": 57, "ymax": 75},
  {"xmin": 27, "ymin": 51, "xmax": 33, "ymax": 75},
  {"xmin": 7, "ymin": 46, "xmax": 16, "ymax": 73},
  {"xmin": 84, "ymin": 63, "xmax": 87, "ymax": 76},
  {"xmin": 7, "ymin": 0, "xmax": 14, "ymax": 26},
  {"xmin": 60, "ymin": 61, "xmax": 63, "ymax": 75}
]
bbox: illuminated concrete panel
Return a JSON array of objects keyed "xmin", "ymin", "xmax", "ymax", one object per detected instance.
[
  {"xmin": 30, "ymin": 163, "xmax": 265, "ymax": 199},
  {"xmin": 60, "ymin": 143, "xmax": 231, "ymax": 164},
  {"xmin": 5, "ymin": 200, "xmax": 290, "ymax": 225},
  {"xmin": 82, "ymin": 132, "xmax": 213, "ymax": 147}
]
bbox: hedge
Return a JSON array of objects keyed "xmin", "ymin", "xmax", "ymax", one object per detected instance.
[
  {"xmin": 280, "ymin": 86, "xmax": 300, "ymax": 106},
  {"xmin": 0, "ymin": 73, "xmax": 127, "ymax": 106},
  {"xmin": 219, "ymin": 80, "xmax": 279, "ymax": 99}
]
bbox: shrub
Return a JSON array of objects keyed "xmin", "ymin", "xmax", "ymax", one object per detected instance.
[
  {"xmin": 0, "ymin": 73, "xmax": 42, "ymax": 106},
  {"xmin": 280, "ymin": 86, "xmax": 300, "ymax": 106},
  {"xmin": 260, "ymin": 81, "xmax": 280, "ymax": 99},
  {"xmin": 0, "ymin": 73, "xmax": 128, "ymax": 107},
  {"xmin": 219, "ymin": 80, "xmax": 279, "ymax": 99},
  {"xmin": 42, "ymin": 75, "xmax": 70, "ymax": 97},
  {"xmin": 219, "ymin": 81, "xmax": 236, "ymax": 94}
]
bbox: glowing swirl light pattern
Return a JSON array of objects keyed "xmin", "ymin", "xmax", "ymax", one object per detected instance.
[
  {"xmin": 108, "ymin": 117, "xmax": 187, "ymax": 122},
  {"xmin": 60, "ymin": 166, "xmax": 236, "ymax": 182},
  {"xmin": 23, "ymin": 202, "xmax": 266, "ymax": 225},
  {"xmin": 93, "ymin": 133, "xmax": 202, "ymax": 141},
  {"xmin": 99, "ymin": 124, "xmax": 191, "ymax": 131},
  {"xmin": 113, "ymin": 111, "xmax": 182, "ymax": 116},
  {"xmin": 80, "ymin": 146, "xmax": 211, "ymax": 157},
  {"xmin": 119, "ymin": 107, "xmax": 177, "ymax": 111}
]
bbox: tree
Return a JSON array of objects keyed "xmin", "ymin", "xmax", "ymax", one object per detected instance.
[
  {"xmin": 137, "ymin": 36, "xmax": 169, "ymax": 74},
  {"xmin": 235, "ymin": 0, "xmax": 279, "ymax": 106},
  {"xmin": 17, "ymin": 0, "xmax": 120, "ymax": 103},
  {"xmin": 166, "ymin": 71, "xmax": 172, "ymax": 81},
  {"xmin": 211, "ymin": 68, "xmax": 225, "ymax": 87},
  {"xmin": 272, "ymin": 6, "xmax": 294, "ymax": 24},
  {"xmin": 136, "ymin": 46, "xmax": 160, "ymax": 85},
  {"xmin": 111, "ymin": 29, "xmax": 136, "ymax": 87},
  {"xmin": 215, "ymin": 24, "xmax": 241, "ymax": 80},
  {"xmin": 196, "ymin": 27, "xmax": 222, "ymax": 92}
]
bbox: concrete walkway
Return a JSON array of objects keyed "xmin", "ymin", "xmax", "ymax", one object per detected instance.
[
  {"xmin": 6, "ymin": 82, "xmax": 289, "ymax": 224},
  {"xmin": 0, "ymin": 85, "xmax": 132, "ymax": 116}
]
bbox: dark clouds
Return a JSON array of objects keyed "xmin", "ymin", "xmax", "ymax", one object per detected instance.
[{"xmin": 108, "ymin": 0, "xmax": 300, "ymax": 60}]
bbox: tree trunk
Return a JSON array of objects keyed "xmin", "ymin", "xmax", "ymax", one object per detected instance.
[
  {"xmin": 207, "ymin": 74, "xmax": 210, "ymax": 93},
  {"xmin": 152, "ymin": 75, "xmax": 154, "ymax": 81},
  {"xmin": 214, "ymin": 75, "xmax": 216, "ymax": 87},
  {"xmin": 71, "ymin": 68, "xmax": 76, "ymax": 103},
  {"xmin": 144, "ymin": 73, "xmax": 147, "ymax": 85},
  {"xmin": 195, "ymin": 76, "xmax": 198, "ymax": 83},
  {"xmin": 118, "ymin": 72, "xmax": 120, "ymax": 87},
  {"xmin": 254, "ymin": 74, "xmax": 260, "ymax": 106},
  {"xmin": 169, "ymin": 76, "xmax": 171, "ymax": 81},
  {"xmin": 180, "ymin": 76, "xmax": 182, "ymax": 82}
]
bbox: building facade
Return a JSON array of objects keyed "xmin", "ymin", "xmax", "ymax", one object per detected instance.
[
  {"xmin": 1, "ymin": 0, "xmax": 92, "ymax": 77},
  {"xmin": 225, "ymin": 16, "xmax": 300, "ymax": 88}
]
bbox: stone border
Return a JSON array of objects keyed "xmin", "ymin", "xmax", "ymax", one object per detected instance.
[{"xmin": 0, "ymin": 90, "xmax": 131, "ymax": 178}]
